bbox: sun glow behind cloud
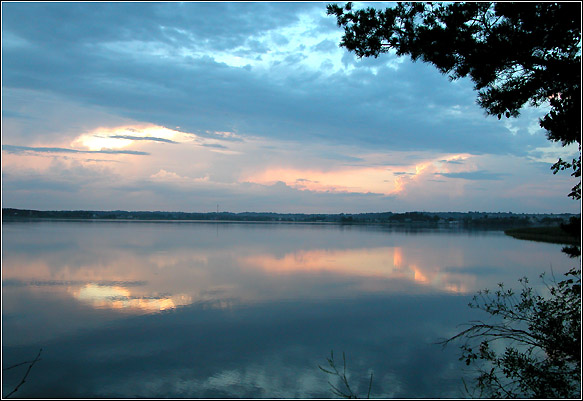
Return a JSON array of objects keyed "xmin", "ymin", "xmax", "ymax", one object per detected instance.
[
  {"xmin": 65, "ymin": 123, "xmax": 481, "ymax": 200},
  {"xmin": 72, "ymin": 125, "xmax": 192, "ymax": 151}
]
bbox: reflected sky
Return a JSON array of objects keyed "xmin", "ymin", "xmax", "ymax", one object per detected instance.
[{"xmin": 2, "ymin": 221, "xmax": 574, "ymax": 398}]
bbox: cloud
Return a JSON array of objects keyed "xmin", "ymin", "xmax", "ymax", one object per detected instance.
[
  {"xmin": 85, "ymin": 159, "xmax": 123, "ymax": 163},
  {"xmin": 109, "ymin": 135, "xmax": 178, "ymax": 144},
  {"xmin": 199, "ymin": 143, "xmax": 229, "ymax": 150},
  {"xmin": 1, "ymin": 2, "xmax": 550, "ymax": 157},
  {"xmin": 393, "ymin": 172, "xmax": 414, "ymax": 176},
  {"xmin": 1, "ymin": 176, "xmax": 80, "ymax": 193},
  {"xmin": 436, "ymin": 171, "xmax": 508, "ymax": 181},
  {"xmin": 295, "ymin": 178, "xmax": 317, "ymax": 183},
  {"xmin": 1, "ymin": 109, "xmax": 35, "ymax": 120},
  {"xmin": 2, "ymin": 144, "xmax": 150, "ymax": 156},
  {"xmin": 150, "ymin": 169, "xmax": 184, "ymax": 180},
  {"xmin": 242, "ymin": 165, "xmax": 401, "ymax": 196},
  {"xmin": 312, "ymin": 38, "xmax": 338, "ymax": 53},
  {"xmin": 149, "ymin": 169, "xmax": 210, "ymax": 184}
]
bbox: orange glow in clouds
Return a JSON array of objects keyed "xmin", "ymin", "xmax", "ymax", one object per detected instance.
[
  {"xmin": 242, "ymin": 153, "xmax": 473, "ymax": 196},
  {"xmin": 244, "ymin": 167, "xmax": 400, "ymax": 195}
]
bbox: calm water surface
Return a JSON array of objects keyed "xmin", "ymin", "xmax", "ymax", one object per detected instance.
[{"xmin": 2, "ymin": 221, "xmax": 573, "ymax": 398}]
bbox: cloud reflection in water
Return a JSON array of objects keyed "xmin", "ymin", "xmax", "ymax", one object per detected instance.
[
  {"xmin": 73, "ymin": 283, "xmax": 192, "ymax": 312},
  {"xmin": 1, "ymin": 222, "xmax": 573, "ymax": 398},
  {"xmin": 241, "ymin": 246, "xmax": 473, "ymax": 294}
]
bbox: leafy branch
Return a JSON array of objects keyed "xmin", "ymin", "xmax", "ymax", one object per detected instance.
[{"xmin": 439, "ymin": 268, "xmax": 581, "ymax": 398}]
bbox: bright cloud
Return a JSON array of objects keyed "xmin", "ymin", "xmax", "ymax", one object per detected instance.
[
  {"xmin": 71, "ymin": 125, "xmax": 192, "ymax": 151},
  {"xmin": 150, "ymin": 169, "xmax": 210, "ymax": 185}
]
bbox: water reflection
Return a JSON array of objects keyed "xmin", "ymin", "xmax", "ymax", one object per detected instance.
[
  {"xmin": 2, "ymin": 222, "xmax": 571, "ymax": 317},
  {"xmin": 72, "ymin": 283, "xmax": 192, "ymax": 312},
  {"xmin": 241, "ymin": 246, "xmax": 472, "ymax": 293},
  {"xmin": 2, "ymin": 222, "xmax": 574, "ymax": 398}
]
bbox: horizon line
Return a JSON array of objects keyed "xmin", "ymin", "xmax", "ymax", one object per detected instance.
[{"xmin": 1, "ymin": 207, "xmax": 578, "ymax": 216}]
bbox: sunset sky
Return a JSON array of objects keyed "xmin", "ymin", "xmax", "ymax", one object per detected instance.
[{"xmin": 1, "ymin": 2, "xmax": 580, "ymax": 213}]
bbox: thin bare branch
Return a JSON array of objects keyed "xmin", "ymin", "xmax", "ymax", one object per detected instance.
[{"xmin": 4, "ymin": 348, "xmax": 42, "ymax": 398}]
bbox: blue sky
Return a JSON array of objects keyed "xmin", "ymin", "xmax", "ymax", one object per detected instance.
[{"xmin": 1, "ymin": 2, "xmax": 580, "ymax": 213}]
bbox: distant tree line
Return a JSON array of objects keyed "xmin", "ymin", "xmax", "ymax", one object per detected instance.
[{"xmin": 2, "ymin": 208, "xmax": 575, "ymax": 229}]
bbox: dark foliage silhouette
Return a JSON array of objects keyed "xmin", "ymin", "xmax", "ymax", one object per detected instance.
[{"xmin": 327, "ymin": 1, "xmax": 581, "ymax": 200}]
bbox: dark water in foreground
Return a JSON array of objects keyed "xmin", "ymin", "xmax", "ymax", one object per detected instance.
[{"xmin": 2, "ymin": 221, "xmax": 572, "ymax": 398}]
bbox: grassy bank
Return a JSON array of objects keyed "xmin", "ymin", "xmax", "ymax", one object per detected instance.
[{"xmin": 504, "ymin": 226, "xmax": 580, "ymax": 245}]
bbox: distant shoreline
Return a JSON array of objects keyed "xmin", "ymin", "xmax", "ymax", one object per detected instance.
[
  {"xmin": 2, "ymin": 217, "xmax": 344, "ymax": 225},
  {"xmin": 2, "ymin": 208, "xmax": 579, "ymax": 231},
  {"xmin": 504, "ymin": 226, "xmax": 580, "ymax": 245}
]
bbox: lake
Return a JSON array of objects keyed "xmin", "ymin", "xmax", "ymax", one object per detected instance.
[{"xmin": 1, "ymin": 220, "xmax": 573, "ymax": 398}]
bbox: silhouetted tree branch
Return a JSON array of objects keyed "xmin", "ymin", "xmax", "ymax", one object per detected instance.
[
  {"xmin": 327, "ymin": 2, "xmax": 581, "ymax": 200},
  {"xmin": 3, "ymin": 348, "xmax": 43, "ymax": 398}
]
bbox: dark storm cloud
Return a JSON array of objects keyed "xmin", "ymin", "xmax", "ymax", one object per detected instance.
[
  {"xmin": 1, "ymin": 2, "xmax": 550, "ymax": 157},
  {"xmin": 2, "ymin": 144, "xmax": 150, "ymax": 155}
]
